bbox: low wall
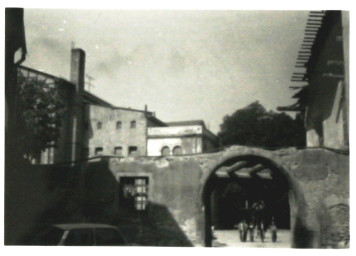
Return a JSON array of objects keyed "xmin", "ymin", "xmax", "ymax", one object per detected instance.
[
  {"xmin": 6, "ymin": 145, "xmax": 348, "ymax": 247},
  {"xmin": 101, "ymin": 147, "xmax": 349, "ymax": 247}
]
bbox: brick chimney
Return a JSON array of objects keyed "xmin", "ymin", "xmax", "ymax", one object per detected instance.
[
  {"xmin": 70, "ymin": 48, "xmax": 85, "ymax": 93},
  {"xmin": 70, "ymin": 48, "xmax": 85, "ymax": 163}
]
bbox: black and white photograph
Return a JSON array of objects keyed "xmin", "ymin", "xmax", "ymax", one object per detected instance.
[{"xmin": 3, "ymin": 3, "xmax": 350, "ymax": 251}]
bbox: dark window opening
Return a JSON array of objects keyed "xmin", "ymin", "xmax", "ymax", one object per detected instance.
[
  {"xmin": 114, "ymin": 146, "xmax": 123, "ymax": 156},
  {"xmin": 95, "ymin": 147, "xmax": 103, "ymax": 156},
  {"xmin": 130, "ymin": 120, "xmax": 136, "ymax": 128},
  {"xmin": 128, "ymin": 146, "xmax": 138, "ymax": 156},
  {"xmin": 116, "ymin": 121, "xmax": 122, "ymax": 129},
  {"xmin": 97, "ymin": 122, "xmax": 102, "ymax": 129}
]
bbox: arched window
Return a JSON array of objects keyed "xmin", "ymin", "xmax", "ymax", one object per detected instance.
[
  {"xmin": 116, "ymin": 121, "xmax": 122, "ymax": 129},
  {"xmin": 161, "ymin": 146, "xmax": 170, "ymax": 156},
  {"xmin": 173, "ymin": 146, "xmax": 183, "ymax": 156}
]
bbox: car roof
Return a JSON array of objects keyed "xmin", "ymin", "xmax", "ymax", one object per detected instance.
[{"xmin": 53, "ymin": 223, "xmax": 118, "ymax": 230}]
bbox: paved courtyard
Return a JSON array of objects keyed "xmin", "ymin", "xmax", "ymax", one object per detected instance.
[{"xmin": 213, "ymin": 229, "xmax": 291, "ymax": 248}]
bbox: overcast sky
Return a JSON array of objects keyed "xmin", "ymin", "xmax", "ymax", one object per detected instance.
[{"xmin": 23, "ymin": 9, "xmax": 309, "ymax": 133}]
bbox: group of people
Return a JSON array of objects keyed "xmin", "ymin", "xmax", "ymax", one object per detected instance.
[{"xmin": 236, "ymin": 200, "xmax": 277, "ymax": 242}]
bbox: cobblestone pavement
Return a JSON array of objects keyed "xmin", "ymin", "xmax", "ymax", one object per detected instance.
[{"xmin": 213, "ymin": 229, "xmax": 291, "ymax": 248}]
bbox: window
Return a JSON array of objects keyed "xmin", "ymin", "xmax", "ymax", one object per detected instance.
[
  {"xmin": 95, "ymin": 228, "xmax": 126, "ymax": 246},
  {"xmin": 161, "ymin": 146, "xmax": 170, "ymax": 156},
  {"xmin": 95, "ymin": 147, "xmax": 103, "ymax": 156},
  {"xmin": 64, "ymin": 229, "xmax": 94, "ymax": 246},
  {"xmin": 128, "ymin": 146, "xmax": 138, "ymax": 156},
  {"xmin": 114, "ymin": 146, "xmax": 123, "ymax": 156},
  {"xmin": 130, "ymin": 120, "xmax": 136, "ymax": 128},
  {"xmin": 134, "ymin": 178, "xmax": 148, "ymax": 210},
  {"xmin": 97, "ymin": 122, "xmax": 102, "ymax": 129},
  {"xmin": 120, "ymin": 177, "xmax": 149, "ymax": 211},
  {"xmin": 173, "ymin": 146, "xmax": 183, "ymax": 156},
  {"xmin": 116, "ymin": 121, "xmax": 122, "ymax": 129}
]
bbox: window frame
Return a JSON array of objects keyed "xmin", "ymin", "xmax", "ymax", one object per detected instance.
[
  {"xmin": 116, "ymin": 173, "xmax": 153, "ymax": 211},
  {"xmin": 116, "ymin": 121, "xmax": 122, "ymax": 130}
]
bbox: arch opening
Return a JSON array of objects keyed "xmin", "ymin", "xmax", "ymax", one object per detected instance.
[
  {"xmin": 161, "ymin": 146, "xmax": 170, "ymax": 156},
  {"xmin": 202, "ymin": 155, "xmax": 295, "ymax": 248}
]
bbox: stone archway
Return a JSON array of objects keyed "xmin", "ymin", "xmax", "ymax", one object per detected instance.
[{"xmin": 200, "ymin": 151, "xmax": 308, "ymax": 247}]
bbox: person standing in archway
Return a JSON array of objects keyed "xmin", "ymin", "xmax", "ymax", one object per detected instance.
[{"xmin": 252, "ymin": 200, "xmax": 266, "ymax": 241}]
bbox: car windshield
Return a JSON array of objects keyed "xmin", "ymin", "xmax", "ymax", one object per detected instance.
[{"xmin": 95, "ymin": 228, "xmax": 126, "ymax": 246}]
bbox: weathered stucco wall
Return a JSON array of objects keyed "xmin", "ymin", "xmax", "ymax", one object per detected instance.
[
  {"xmin": 102, "ymin": 146, "xmax": 349, "ymax": 247},
  {"xmin": 304, "ymin": 12, "xmax": 347, "ymax": 150},
  {"xmin": 6, "ymin": 145, "xmax": 348, "ymax": 247},
  {"xmin": 147, "ymin": 125, "xmax": 203, "ymax": 156},
  {"xmin": 305, "ymin": 79, "xmax": 346, "ymax": 149},
  {"xmin": 148, "ymin": 125, "xmax": 203, "ymax": 136},
  {"xmin": 84, "ymin": 105, "xmax": 148, "ymax": 157}
]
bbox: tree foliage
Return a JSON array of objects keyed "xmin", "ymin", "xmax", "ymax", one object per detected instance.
[
  {"xmin": 218, "ymin": 101, "xmax": 305, "ymax": 148},
  {"xmin": 17, "ymin": 77, "xmax": 66, "ymax": 161}
]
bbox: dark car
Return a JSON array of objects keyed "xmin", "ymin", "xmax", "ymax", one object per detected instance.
[{"xmin": 22, "ymin": 223, "xmax": 129, "ymax": 246}]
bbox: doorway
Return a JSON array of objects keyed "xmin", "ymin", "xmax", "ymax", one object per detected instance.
[{"xmin": 203, "ymin": 155, "xmax": 291, "ymax": 247}]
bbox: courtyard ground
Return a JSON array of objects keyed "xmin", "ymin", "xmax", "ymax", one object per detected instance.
[{"xmin": 213, "ymin": 229, "xmax": 291, "ymax": 248}]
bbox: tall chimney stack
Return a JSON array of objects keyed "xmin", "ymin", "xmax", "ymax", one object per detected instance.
[
  {"xmin": 70, "ymin": 48, "xmax": 86, "ymax": 163},
  {"xmin": 70, "ymin": 48, "xmax": 85, "ymax": 93}
]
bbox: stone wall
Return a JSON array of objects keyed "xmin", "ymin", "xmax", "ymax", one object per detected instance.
[
  {"xmin": 7, "ymin": 145, "xmax": 348, "ymax": 247},
  {"xmin": 95, "ymin": 146, "xmax": 349, "ymax": 247}
]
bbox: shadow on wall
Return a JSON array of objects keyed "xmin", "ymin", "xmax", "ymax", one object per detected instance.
[
  {"xmin": 293, "ymin": 216, "xmax": 317, "ymax": 248},
  {"xmin": 83, "ymin": 160, "xmax": 193, "ymax": 246},
  {"xmin": 5, "ymin": 160, "xmax": 83, "ymax": 245},
  {"xmin": 116, "ymin": 202, "xmax": 193, "ymax": 246}
]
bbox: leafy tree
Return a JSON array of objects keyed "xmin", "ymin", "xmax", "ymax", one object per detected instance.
[
  {"xmin": 218, "ymin": 101, "xmax": 305, "ymax": 148},
  {"xmin": 17, "ymin": 77, "xmax": 66, "ymax": 162}
]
